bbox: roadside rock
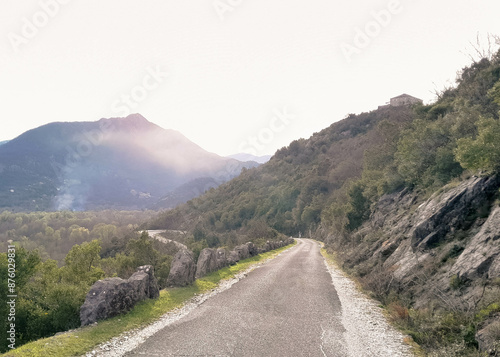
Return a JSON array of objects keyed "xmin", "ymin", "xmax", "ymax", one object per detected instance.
[
  {"xmin": 167, "ymin": 249, "xmax": 196, "ymax": 287},
  {"xmin": 234, "ymin": 244, "xmax": 249, "ymax": 260},
  {"xmin": 80, "ymin": 265, "xmax": 159, "ymax": 326},
  {"xmin": 246, "ymin": 242, "xmax": 258, "ymax": 256},
  {"xmin": 195, "ymin": 248, "xmax": 217, "ymax": 279},
  {"xmin": 256, "ymin": 247, "xmax": 266, "ymax": 254},
  {"xmin": 215, "ymin": 248, "xmax": 228, "ymax": 269},
  {"xmin": 227, "ymin": 250, "xmax": 240, "ymax": 265}
]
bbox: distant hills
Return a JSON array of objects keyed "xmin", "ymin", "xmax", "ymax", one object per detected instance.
[
  {"xmin": 0, "ymin": 114, "xmax": 259, "ymax": 211},
  {"xmin": 227, "ymin": 153, "xmax": 271, "ymax": 164}
]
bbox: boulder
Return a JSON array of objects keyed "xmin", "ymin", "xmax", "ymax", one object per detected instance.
[
  {"xmin": 167, "ymin": 249, "xmax": 196, "ymax": 287},
  {"xmin": 135, "ymin": 265, "xmax": 160, "ymax": 299},
  {"xmin": 246, "ymin": 242, "xmax": 258, "ymax": 256},
  {"xmin": 227, "ymin": 250, "xmax": 240, "ymax": 265},
  {"xmin": 256, "ymin": 247, "xmax": 266, "ymax": 254},
  {"xmin": 80, "ymin": 265, "xmax": 159, "ymax": 326},
  {"xmin": 215, "ymin": 248, "xmax": 228, "ymax": 269},
  {"xmin": 234, "ymin": 244, "xmax": 249, "ymax": 260},
  {"xmin": 195, "ymin": 248, "xmax": 217, "ymax": 279}
]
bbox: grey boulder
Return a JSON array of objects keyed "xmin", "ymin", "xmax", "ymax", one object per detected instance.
[{"xmin": 80, "ymin": 265, "xmax": 159, "ymax": 326}]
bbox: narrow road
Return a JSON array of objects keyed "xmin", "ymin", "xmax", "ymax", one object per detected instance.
[
  {"xmin": 127, "ymin": 239, "xmax": 350, "ymax": 356},
  {"xmin": 144, "ymin": 230, "xmax": 188, "ymax": 250}
]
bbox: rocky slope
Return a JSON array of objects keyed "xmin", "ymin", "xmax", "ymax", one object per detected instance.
[{"xmin": 329, "ymin": 175, "xmax": 500, "ymax": 352}]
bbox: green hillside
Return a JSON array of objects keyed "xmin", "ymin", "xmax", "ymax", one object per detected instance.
[
  {"xmin": 146, "ymin": 50, "xmax": 500, "ymax": 355},
  {"xmin": 150, "ymin": 51, "xmax": 500, "ymax": 239}
]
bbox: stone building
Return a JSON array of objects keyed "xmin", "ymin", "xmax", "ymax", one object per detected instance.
[{"xmin": 389, "ymin": 93, "xmax": 423, "ymax": 107}]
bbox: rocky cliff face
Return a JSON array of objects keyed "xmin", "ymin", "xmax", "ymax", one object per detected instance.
[
  {"xmin": 328, "ymin": 175, "xmax": 500, "ymax": 352},
  {"xmin": 333, "ymin": 175, "xmax": 500, "ymax": 309}
]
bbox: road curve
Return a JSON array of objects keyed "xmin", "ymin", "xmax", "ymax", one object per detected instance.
[
  {"xmin": 144, "ymin": 230, "xmax": 188, "ymax": 250},
  {"xmin": 127, "ymin": 239, "xmax": 350, "ymax": 356}
]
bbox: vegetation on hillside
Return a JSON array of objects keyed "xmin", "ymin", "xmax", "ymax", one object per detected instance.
[{"xmin": 150, "ymin": 49, "xmax": 500, "ymax": 239}]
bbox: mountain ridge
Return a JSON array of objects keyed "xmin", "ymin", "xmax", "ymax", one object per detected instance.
[{"xmin": 0, "ymin": 114, "xmax": 258, "ymax": 211}]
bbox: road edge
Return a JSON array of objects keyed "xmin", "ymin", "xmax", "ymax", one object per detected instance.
[{"xmin": 319, "ymin": 241, "xmax": 417, "ymax": 356}]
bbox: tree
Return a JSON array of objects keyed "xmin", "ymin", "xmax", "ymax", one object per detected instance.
[
  {"xmin": 455, "ymin": 117, "xmax": 500, "ymax": 173},
  {"xmin": 488, "ymin": 79, "xmax": 500, "ymax": 106},
  {"xmin": 126, "ymin": 231, "xmax": 159, "ymax": 266},
  {"xmin": 63, "ymin": 240, "xmax": 104, "ymax": 285},
  {"xmin": 346, "ymin": 182, "xmax": 371, "ymax": 231}
]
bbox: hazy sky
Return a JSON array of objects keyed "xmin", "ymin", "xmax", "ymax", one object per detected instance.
[{"xmin": 1, "ymin": 1, "xmax": 499, "ymax": 156}]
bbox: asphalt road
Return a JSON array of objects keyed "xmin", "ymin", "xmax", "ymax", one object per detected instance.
[{"xmin": 127, "ymin": 239, "xmax": 349, "ymax": 357}]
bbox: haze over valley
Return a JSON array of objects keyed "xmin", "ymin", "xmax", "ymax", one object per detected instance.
[{"xmin": 0, "ymin": 114, "xmax": 259, "ymax": 211}]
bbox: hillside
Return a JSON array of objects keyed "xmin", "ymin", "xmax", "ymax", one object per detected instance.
[
  {"xmin": 148, "ymin": 51, "xmax": 500, "ymax": 354},
  {"xmin": 148, "ymin": 105, "xmax": 416, "ymax": 233},
  {"xmin": 0, "ymin": 114, "xmax": 258, "ymax": 211}
]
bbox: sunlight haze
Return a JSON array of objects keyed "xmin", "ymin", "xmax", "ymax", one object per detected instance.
[{"xmin": 1, "ymin": 0, "xmax": 499, "ymax": 156}]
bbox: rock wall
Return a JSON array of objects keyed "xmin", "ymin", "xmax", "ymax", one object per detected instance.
[
  {"xmin": 175, "ymin": 239, "xmax": 295, "ymax": 283},
  {"xmin": 334, "ymin": 174, "xmax": 500, "ymax": 312},
  {"xmin": 80, "ymin": 265, "xmax": 159, "ymax": 326},
  {"xmin": 329, "ymin": 175, "xmax": 500, "ymax": 353}
]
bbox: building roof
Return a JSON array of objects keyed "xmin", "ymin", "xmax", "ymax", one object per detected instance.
[{"xmin": 391, "ymin": 93, "xmax": 421, "ymax": 100}]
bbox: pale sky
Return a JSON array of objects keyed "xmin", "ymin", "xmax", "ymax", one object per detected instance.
[{"xmin": 1, "ymin": 0, "xmax": 499, "ymax": 156}]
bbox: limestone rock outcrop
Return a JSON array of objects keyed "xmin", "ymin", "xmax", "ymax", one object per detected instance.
[{"xmin": 452, "ymin": 206, "xmax": 500, "ymax": 281}]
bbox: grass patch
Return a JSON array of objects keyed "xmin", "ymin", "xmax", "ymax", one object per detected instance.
[{"xmin": 2, "ymin": 242, "xmax": 295, "ymax": 357}]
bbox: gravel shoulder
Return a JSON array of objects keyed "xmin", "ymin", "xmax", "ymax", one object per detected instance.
[{"xmin": 323, "ymin": 248, "xmax": 414, "ymax": 356}]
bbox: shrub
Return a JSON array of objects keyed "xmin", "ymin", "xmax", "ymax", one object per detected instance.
[{"xmin": 455, "ymin": 117, "xmax": 500, "ymax": 173}]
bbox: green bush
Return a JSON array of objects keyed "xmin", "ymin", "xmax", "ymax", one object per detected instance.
[{"xmin": 455, "ymin": 117, "xmax": 500, "ymax": 173}]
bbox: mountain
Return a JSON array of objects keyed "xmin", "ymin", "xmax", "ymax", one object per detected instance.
[
  {"xmin": 152, "ymin": 177, "xmax": 219, "ymax": 210},
  {"xmin": 0, "ymin": 140, "xmax": 9, "ymax": 146},
  {"xmin": 148, "ymin": 104, "xmax": 417, "ymax": 232},
  {"xmin": 227, "ymin": 153, "xmax": 271, "ymax": 164},
  {"xmin": 148, "ymin": 52, "xmax": 500, "ymax": 354},
  {"xmin": 0, "ymin": 114, "xmax": 258, "ymax": 211}
]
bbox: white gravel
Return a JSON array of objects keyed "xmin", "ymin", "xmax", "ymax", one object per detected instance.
[{"xmin": 323, "ymin": 253, "xmax": 414, "ymax": 357}]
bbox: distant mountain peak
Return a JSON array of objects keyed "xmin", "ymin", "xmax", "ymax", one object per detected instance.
[{"xmin": 98, "ymin": 113, "xmax": 157, "ymax": 131}]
